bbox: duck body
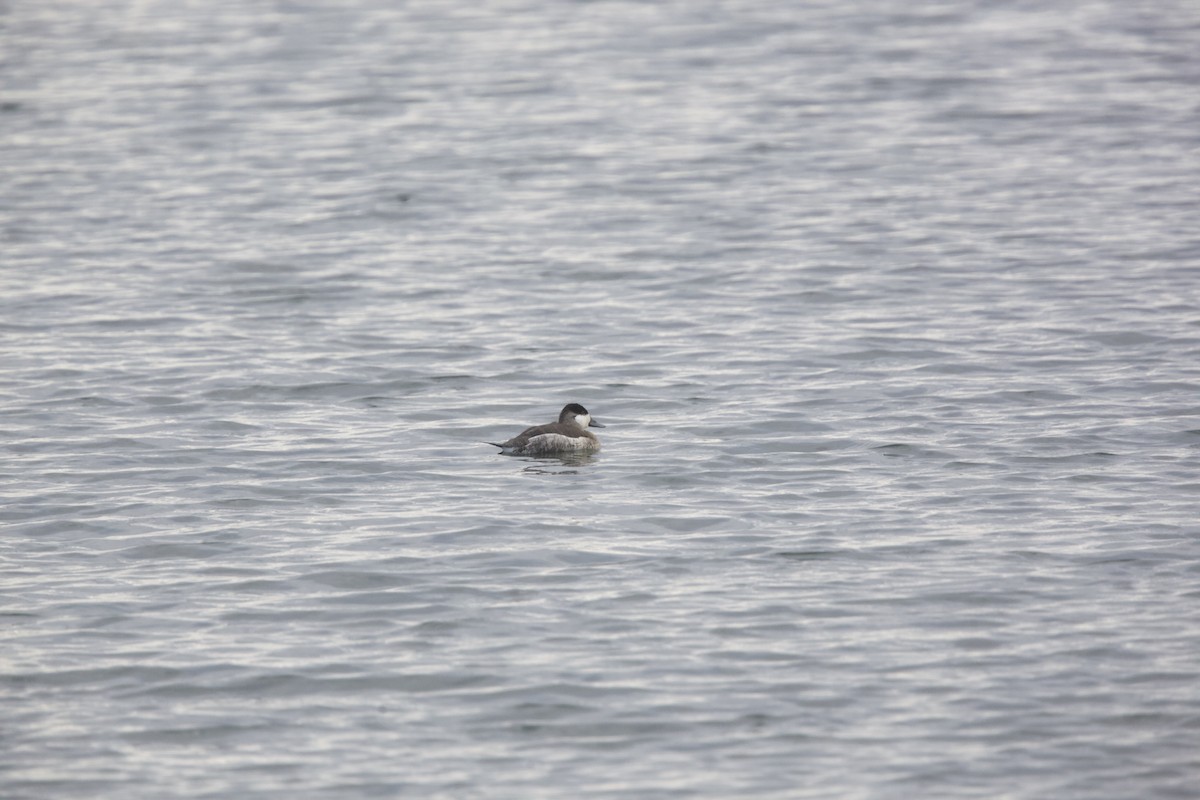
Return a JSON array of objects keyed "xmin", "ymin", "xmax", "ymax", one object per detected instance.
[{"xmin": 487, "ymin": 403, "xmax": 605, "ymax": 455}]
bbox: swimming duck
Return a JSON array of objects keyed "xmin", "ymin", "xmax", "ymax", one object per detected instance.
[{"xmin": 487, "ymin": 403, "xmax": 605, "ymax": 455}]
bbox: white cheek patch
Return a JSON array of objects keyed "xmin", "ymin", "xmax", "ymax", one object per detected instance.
[{"xmin": 574, "ymin": 414, "xmax": 591, "ymax": 427}]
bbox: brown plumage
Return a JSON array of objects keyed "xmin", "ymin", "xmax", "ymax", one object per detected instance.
[{"xmin": 486, "ymin": 403, "xmax": 606, "ymax": 455}]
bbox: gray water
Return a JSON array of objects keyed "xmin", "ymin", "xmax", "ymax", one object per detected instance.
[{"xmin": 4, "ymin": 1, "xmax": 1200, "ymax": 798}]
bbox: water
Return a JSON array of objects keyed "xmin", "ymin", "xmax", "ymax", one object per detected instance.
[{"xmin": 3, "ymin": 1, "xmax": 1200, "ymax": 797}]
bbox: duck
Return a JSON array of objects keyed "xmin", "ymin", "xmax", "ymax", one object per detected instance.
[{"xmin": 486, "ymin": 403, "xmax": 605, "ymax": 455}]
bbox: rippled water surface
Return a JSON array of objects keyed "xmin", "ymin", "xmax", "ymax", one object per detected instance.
[{"xmin": 4, "ymin": 1, "xmax": 1200, "ymax": 798}]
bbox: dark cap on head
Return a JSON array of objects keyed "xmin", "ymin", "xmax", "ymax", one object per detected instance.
[
  {"xmin": 558, "ymin": 403, "xmax": 589, "ymax": 422},
  {"xmin": 559, "ymin": 402, "xmax": 604, "ymax": 428}
]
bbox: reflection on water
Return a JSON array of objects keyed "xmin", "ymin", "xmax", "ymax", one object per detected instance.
[
  {"xmin": 516, "ymin": 452, "xmax": 598, "ymax": 473},
  {"xmin": 4, "ymin": 0, "xmax": 1198, "ymax": 798}
]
